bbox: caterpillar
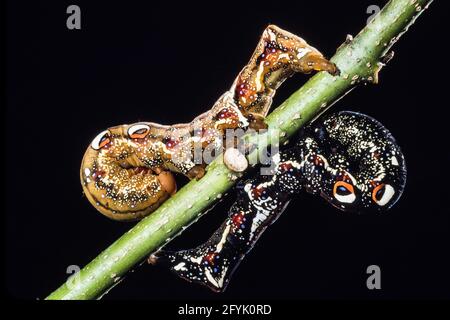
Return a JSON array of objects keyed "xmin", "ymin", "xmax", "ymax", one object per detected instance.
[
  {"xmin": 149, "ymin": 111, "xmax": 407, "ymax": 292},
  {"xmin": 80, "ymin": 25, "xmax": 338, "ymax": 220}
]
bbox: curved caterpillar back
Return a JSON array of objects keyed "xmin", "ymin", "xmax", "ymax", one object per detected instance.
[
  {"xmin": 150, "ymin": 111, "xmax": 407, "ymax": 292},
  {"xmin": 298, "ymin": 111, "xmax": 407, "ymax": 212}
]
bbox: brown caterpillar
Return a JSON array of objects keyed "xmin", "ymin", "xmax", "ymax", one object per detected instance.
[{"xmin": 80, "ymin": 25, "xmax": 338, "ymax": 221}]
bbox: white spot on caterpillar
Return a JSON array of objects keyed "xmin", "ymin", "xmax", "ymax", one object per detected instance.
[
  {"xmin": 267, "ymin": 29, "xmax": 277, "ymax": 42},
  {"xmin": 278, "ymin": 53, "xmax": 290, "ymax": 60},
  {"xmin": 272, "ymin": 152, "xmax": 281, "ymax": 165},
  {"xmin": 174, "ymin": 262, "xmax": 187, "ymax": 271},
  {"xmin": 205, "ymin": 269, "xmax": 220, "ymax": 288},
  {"xmin": 250, "ymin": 208, "xmax": 271, "ymax": 239},
  {"xmin": 218, "ymin": 270, "xmax": 227, "ymax": 288},
  {"xmin": 391, "ymin": 156, "xmax": 399, "ymax": 166},
  {"xmin": 297, "ymin": 47, "xmax": 312, "ymax": 59},
  {"xmin": 190, "ymin": 256, "xmax": 202, "ymax": 264},
  {"xmin": 255, "ymin": 61, "xmax": 265, "ymax": 92},
  {"xmin": 215, "ymin": 225, "xmax": 231, "ymax": 253}
]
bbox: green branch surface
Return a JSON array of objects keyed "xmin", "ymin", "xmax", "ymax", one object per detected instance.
[{"xmin": 46, "ymin": 0, "xmax": 433, "ymax": 300}]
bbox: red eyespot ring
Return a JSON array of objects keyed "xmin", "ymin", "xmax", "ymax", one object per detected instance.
[
  {"xmin": 371, "ymin": 183, "xmax": 395, "ymax": 206},
  {"xmin": 91, "ymin": 130, "xmax": 111, "ymax": 150},
  {"xmin": 372, "ymin": 183, "xmax": 385, "ymax": 202},
  {"xmin": 333, "ymin": 181, "xmax": 354, "ymax": 197},
  {"xmin": 128, "ymin": 124, "xmax": 150, "ymax": 139},
  {"xmin": 333, "ymin": 181, "xmax": 356, "ymax": 204}
]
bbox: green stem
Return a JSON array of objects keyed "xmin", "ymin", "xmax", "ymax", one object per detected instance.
[{"xmin": 46, "ymin": 0, "xmax": 433, "ymax": 300}]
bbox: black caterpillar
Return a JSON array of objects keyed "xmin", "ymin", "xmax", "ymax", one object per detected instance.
[{"xmin": 149, "ymin": 111, "xmax": 407, "ymax": 292}]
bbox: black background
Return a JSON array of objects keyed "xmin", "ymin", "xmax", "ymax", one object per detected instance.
[{"xmin": 4, "ymin": 0, "xmax": 450, "ymax": 300}]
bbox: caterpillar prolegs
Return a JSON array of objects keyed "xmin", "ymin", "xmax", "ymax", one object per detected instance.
[
  {"xmin": 149, "ymin": 111, "xmax": 407, "ymax": 292},
  {"xmin": 80, "ymin": 25, "xmax": 338, "ymax": 221}
]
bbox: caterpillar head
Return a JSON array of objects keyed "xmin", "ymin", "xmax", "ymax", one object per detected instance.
[
  {"xmin": 265, "ymin": 24, "xmax": 339, "ymax": 76},
  {"xmin": 302, "ymin": 111, "xmax": 407, "ymax": 213}
]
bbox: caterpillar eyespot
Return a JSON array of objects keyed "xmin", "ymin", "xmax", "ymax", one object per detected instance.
[
  {"xmin": 128, "ymin": 124, "xmax": 150, "ymax": 139},
  {"xmin": 91, "ymin": 130, "xmax": 111, "ymax": 150},
  {"xmin": 372, "ymin": 183, "xmax": 395, "ymax": 206},
  {"xmin": 333, "ymin": 180, "xmax": 356, "ymax": 203}
]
